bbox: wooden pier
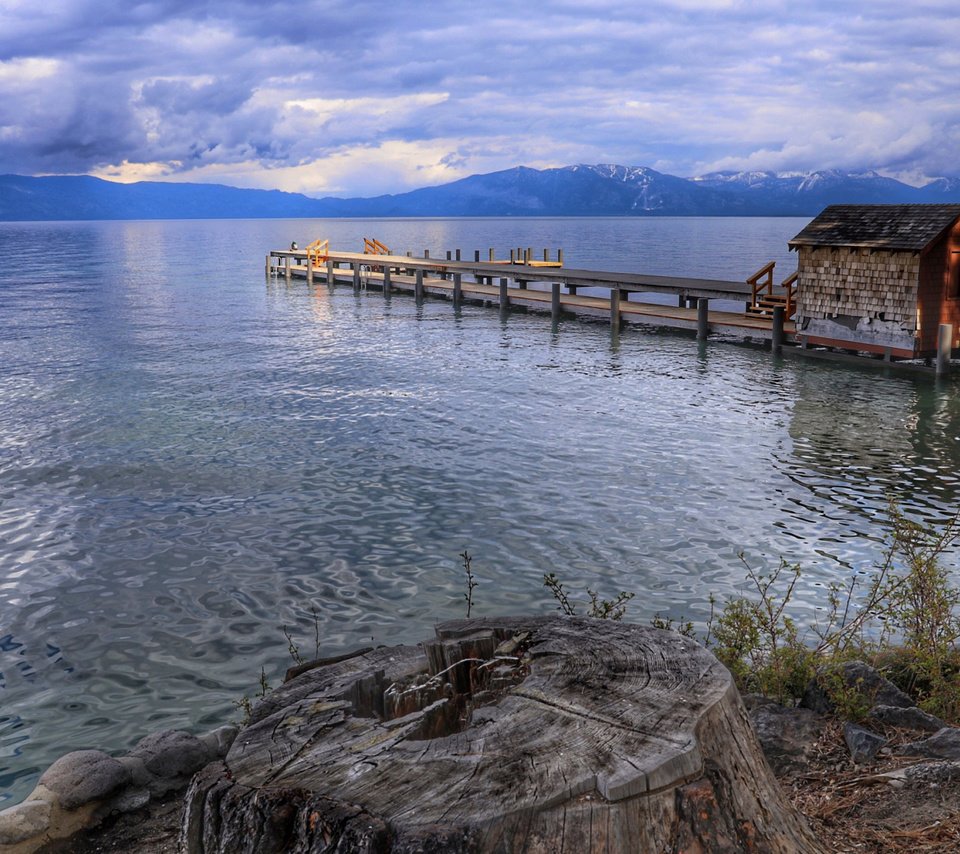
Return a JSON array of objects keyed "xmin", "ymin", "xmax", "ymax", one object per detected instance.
[{"xmin": 266, "ymin": 243, "xmax": 797, "ymax": 346}]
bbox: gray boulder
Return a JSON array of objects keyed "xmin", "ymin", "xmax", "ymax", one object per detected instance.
[
  {"xmin": 801, "ymin": 660, "xmax": 914, "ymax": 714},
  {"xmin": 748, "ymin": 703, "xmax": 826, "ymax": 775},
  {"xmin": 898, "ymin": 727, "xmax": 960, "ymax": 760},
  {"xmin": 37, "ymin": 749, "xmax": 131, "ymax": 810},
  {"xmin": 843, "ymin": 722, "xmax": 886, "ymax": 764},
  {"xmin": 869, "ymin": 703, "xmax": 945, "ymax": 732},
  {"xmin": 129, "ymin": 729, "xmax": 212, "ymax": 781}
]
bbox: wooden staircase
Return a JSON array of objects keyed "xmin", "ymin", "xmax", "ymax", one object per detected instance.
[{"xmin": 746, "ymin": 263, "xmax": 797, "ymax": 319}]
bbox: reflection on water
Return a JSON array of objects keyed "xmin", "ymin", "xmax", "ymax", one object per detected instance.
[{"xmin": 0, "ymin": 217, "xmax": 956, "ymax": 804}]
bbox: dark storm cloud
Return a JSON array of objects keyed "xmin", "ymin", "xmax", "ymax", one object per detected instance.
[{"xmin": 0, "ymin": 0, "xmax": 958, "ymax": 193}]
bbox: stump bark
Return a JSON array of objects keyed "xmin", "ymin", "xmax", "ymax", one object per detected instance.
[{"xmin": 181, "ymin": 616, "xmax": 823, "ymax": 853}]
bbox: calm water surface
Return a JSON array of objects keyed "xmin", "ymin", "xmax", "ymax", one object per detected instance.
[{"xmin": 1, "ymin": 217, "xmax": 958, "ymax": 803}]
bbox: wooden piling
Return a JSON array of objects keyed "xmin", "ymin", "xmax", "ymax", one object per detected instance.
[
  {"xmin": 455, "ymin": 249, "xmax": 461, "ymax": 261},
  {"xmin": 265, "ymin": 254, "xmax": 271, "ymax": 279},
  {"xmin": 475, "ymin": 250, "xmax": 481, "ymax": 263},
  {"xmin": 558, "ymin": 249, "xmax": 564, "ymax": 266},
  {"xmin": 352, "ymin": 263, "xmax": 360, "ymax": 291},
  {"xmin": 937, "ymin": 323, "xmax": 953, "ymax": 374},
  {"xmin": 326, "ymin": 259, "xmax": 334, "ymax": 286},
  {"xmin": 499, "ymin": 277, "xmax": 509, "ymax": 309},
  {"xmin": 285, "ymin": 255, "xmax": 291, "ymax": 282},
  {"xmin": 610, "ymin": 287, "xmax": 621, "ymax": 329},
  {"xmin": 415, "ymin": 269, "xmax": 424, "ymax": 302},
  {"xmin": 772, "ymin": 306, "xmax": 785, "ymax": 353},
  {"xmin": 551, "ymin": 282, "xmax": 561, "ymax": 321},
  {"xmin": 697, "ymin": 298, "xmax": 709, "ymax": 340},
  {"xmin": 383, "ymin": 266, "xmax": 391, "ymax": 296},
  {"xmin": 307, "ymin": 256, "xmax": 314, "ymax": 285},
  {"xmin": 453, "ymin": 273, "xmax": 462, "ymax": 307},
  {"xmin": 488, "ymin": 249, "xmax": 495, "ymax": 262}
]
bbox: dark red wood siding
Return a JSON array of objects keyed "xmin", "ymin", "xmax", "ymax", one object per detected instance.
[{"xmin": 917, "ymin": 219, "xmax": 960, "ymax": 353}]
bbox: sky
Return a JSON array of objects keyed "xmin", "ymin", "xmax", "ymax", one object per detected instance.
[{"xmin": 0, "ymin": 0, "xmax": 958, "ymax": 197}]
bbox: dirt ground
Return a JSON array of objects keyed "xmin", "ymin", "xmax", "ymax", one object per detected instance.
[
  {"xmin": 59, "ymin": 723, "xmax": 960, "ymax": 853},
  {"xmin": 784, "ymin": 719, "xmax": 960, "ymax": 852}
]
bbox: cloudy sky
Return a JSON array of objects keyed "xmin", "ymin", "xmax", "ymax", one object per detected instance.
[{"xmin": 0, "ymin": 0, "xmax": 958, "ymax": 196}]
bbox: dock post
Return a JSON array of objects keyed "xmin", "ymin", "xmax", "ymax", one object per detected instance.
[
  {"xmin": 352, "ymin": 263, "xmax": 360, "ymax": 291},
  {"xmin": 265, "ymin": 254, "xmax": 271, "ymax": 279},
  {"xmin": 543, "ymin": 248, "xmax": 548, "ymax": 262},
  {"xmin": 772, "ymin": 306, "xmax": 785, "ymax": 353},
  {"xmin": 610, "ymin": 287, "xmax": 621, "ymax": 330},
  {"xmin": 558, "ymin": 249, "xmax": 564, "ymax": 266},
  {"xmin": 499, "ymin": 277, "xmax": 508, "ymax": 309},
  {"xmin": 415, "ymin": 269, "xmax": 424, "ymax": 303},
  {"xmin": 307, "ymin": 256, "xmax": 314, "ymax": 285},
  {"xmin": 453, "ymin": 273, "xmax": 462, "ymax": 308},
  {"xmin": 697, "ymin": 298, "xmax": 709, "ymax": 340},
  {"xmin": 937, "ymin": 323, "xmax": 953, "ymax": 375},
  {"xmin": 455, "ymin": 249, "xmax": 461, "ymax": 261},
  {"xmin": 475, "ymin": 250, "xmax": 481, "ymax": 263},
  {"xmin": 517, "ymin": 279, "xmax": 527, "ymax": 290},
  {"xmin": 285, "ymin": 255, "xmax": 291, "ymax": 282},
  {"xmin": 326, "ymin": 259, "xmax": 334, "ymax": 286},
  {"xmin": 568, "ymin": 285, "xmax": 577, "ymax": 296},
  {"xmin": 489, "ymin": 249, "xmax": 495, "ymax": 262},
  {"xmin": 527, "ymin": 247, "xmax": 532, "ymax": 264},
  {"xmin": 510, "ymin": 249, "xmax": 515, "ymax": 264},
  {"xmin": 383, "ymin": 266, "xmax": 391, "ymax": 296},
  {"xmin": 551, "ymin": 282, "xmax": 561, "ymax": 321},
  {"xmin": 446, "ymin": 251, "xmax": 451, "ymax": 261},
  {"xmin": 424, "ymin": 249, "xmax": 430, "ymax": 259}
]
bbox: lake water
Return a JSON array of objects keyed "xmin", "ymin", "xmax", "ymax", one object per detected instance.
[{"xmin": 1, "ymin": 217, "xmax": 958, "ymax": 804}]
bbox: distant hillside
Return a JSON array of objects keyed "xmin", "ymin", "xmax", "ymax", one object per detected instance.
[{"xmin": 3, "ymin": 165, "xmax": 960, "ymax": 221}]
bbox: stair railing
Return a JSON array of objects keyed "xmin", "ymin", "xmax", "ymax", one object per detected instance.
[
  {"xmin": 363, "ymin": 238, "xmax": 390, "ymax": 256},
  {"xmin": 780, "ymin": 271, "xmax": 797, "ymax": 319},
  {"xmin": 747, "ymin": 261, "xmax": 776, "ymax": 311},
  {"xmin": 363, "ymin": 238, "xmax": 390, "ymax": 273},
  {"xmin": 306, "ymin": 238, "xmax": 329, "ymax": 268}
]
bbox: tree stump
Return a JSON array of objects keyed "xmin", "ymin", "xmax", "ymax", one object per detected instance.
[{"xmin": 181, "ymin": 616, "xmax": 823, "ymax": 852}]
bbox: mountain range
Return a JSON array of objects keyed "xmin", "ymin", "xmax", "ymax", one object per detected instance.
[{"xmin": 3, "ymin": 164, "xmax": 960, "ymax": 221}]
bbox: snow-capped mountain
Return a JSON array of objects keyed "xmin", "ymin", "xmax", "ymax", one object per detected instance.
[{"xmin": 3, "ymin": 165, "xmax": 959, "ymax": 220}]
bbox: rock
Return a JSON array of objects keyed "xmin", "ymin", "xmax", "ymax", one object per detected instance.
[
  {"xmin": 199, "ymin": 725, "xmax": 238, "ymax": 758},
  {"xmin": 843, "ymin": 723, "xmax": 886, "ymax": 764},
  {"xmin": 869, "ymin": 704, "xmax": 945, "ymax": 732},
  {"xmin": 898, "ymin": 727, "xmax": 960, "ymax": 760},
  {"xmin": 801, "ymin": 661, "xmax": 914, "ymax": 714},
  {"xmin": 0, "ymin": 799, "xmax": 51, "ymax": 844},
  {"xmin": 37, "ymin": 749, "xmax": 131, "ymax": 810},
  {"xmin": 117, "ymin": 755, "xmax": 152, "ymax": 788},
  {"xmin": 749, "ymin": 703, "xmax": 827, "ymax": 774},
  {"xmin": 129, "ymin": 730, "xmax": 212, "ymax": 781},
  {"xmin": 741, "ymin": 693, "xmax": 778, "ymax": 711}
]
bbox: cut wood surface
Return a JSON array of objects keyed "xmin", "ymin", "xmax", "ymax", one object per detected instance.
[{"xmin": 181, "ymin": 616, "xmax": 824, "ymax": 853}]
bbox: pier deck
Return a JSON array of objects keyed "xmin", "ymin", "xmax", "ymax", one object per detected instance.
[{"xmin": 267, "ymin": 248, "xmax": 796, "ymax": 342}]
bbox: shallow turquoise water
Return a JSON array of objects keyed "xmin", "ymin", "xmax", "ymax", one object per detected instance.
[{"xmin": 0, "ymin": 217, "xmax": 958, "ymax": 803}]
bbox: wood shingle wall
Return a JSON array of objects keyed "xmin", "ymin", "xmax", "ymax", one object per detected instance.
[{"xmin": 796, "ymin": 247, "xmax": 919, "ymax": 330}]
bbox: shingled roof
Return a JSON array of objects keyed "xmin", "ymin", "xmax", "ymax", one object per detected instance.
[{"xmin": 789, "ymin": 204, "xmax": 960, "ymax": 251}]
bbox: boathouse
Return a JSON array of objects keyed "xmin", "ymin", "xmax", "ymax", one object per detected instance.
[{"xmin": 789, "ymin": 204, "xmax": 960, "ymax": 357}]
